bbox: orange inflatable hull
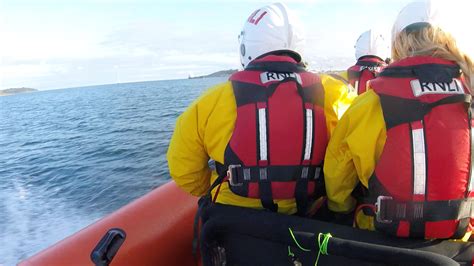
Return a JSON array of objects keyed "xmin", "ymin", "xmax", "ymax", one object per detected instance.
[{"xmin": 19, "ymin": 181, "xmax": 199, "ymax": 266}]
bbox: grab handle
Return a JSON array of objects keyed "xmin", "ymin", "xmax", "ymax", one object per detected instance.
[{"xmin": 90, "ymin": 228, "xmax": 126, "ymax": 266}]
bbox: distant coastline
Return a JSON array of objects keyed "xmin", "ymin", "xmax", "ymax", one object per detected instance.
[
  {"xmin": 188, "ymin": 69, "xmax": 238, "ymax": 79},
  {"xmin": 0, "ymin": 87, "xmax": 38, "ymax": 96},
  {"xmin": 188, "ymin": 69, "xmax": 346, "ymax": 80}
]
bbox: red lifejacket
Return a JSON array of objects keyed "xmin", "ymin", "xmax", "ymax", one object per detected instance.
[
  {"xmin": 367, "ymin": 56, "xmax": 474, "ymax": 239},
  {"xmin": 218, "ymin": 54, "xmax": 328, "ymax": 214},
  {"xmin": 347, "ymin": 56, "xmax": 386, "ymax": 94}
]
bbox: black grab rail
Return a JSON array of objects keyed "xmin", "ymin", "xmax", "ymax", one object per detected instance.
[{"xmin": 90, "ymin": 228, "xmax": 126, "ymax": 266}]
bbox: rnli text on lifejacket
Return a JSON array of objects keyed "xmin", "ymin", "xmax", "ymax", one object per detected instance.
[
  {"xmin": 359, "ymin": 65, "xmax": 381, "ymax": 72},
  {"xmin": 410, "ymin": 79, "xmax": 464, "ymax": 97},
  {"xmin": 260, "ymin": 72, "xmax": 302, "ymax": 84}
]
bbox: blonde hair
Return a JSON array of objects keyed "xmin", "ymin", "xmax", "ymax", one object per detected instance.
[{"xmin": 392, "ymin": 26, "xmax": 473, "ymax": 90}]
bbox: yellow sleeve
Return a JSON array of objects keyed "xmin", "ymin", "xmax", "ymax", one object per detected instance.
[
  {"xmin": 167, "ymin": 82, "xmax": 231, "ymax": 196},
  {"xmin": 319, "ymin": 73, "xmax": 357, "ymax": 136},
  {"xmin": 323, "ymin": 90, "xmax": 387, "ymax": 213},
  {"xmin": 338, "ymin": 71, "xmax": 349, "ymax": 81}
]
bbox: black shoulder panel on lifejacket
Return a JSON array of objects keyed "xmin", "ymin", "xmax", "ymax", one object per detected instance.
[
  {"xmin": 379, "ymin": 94, "xmax": 471, "ymax": 129},
  {"xmin": 379, "ymin": 64, "xmax": 461, "ymax": 83},
  {"xmin": 230, "ymin": 81, "xmax": 267, "ymax": 107},
  {"xmin": 231, "ymin": 77, "xmax": 319, "ymax": 107}
]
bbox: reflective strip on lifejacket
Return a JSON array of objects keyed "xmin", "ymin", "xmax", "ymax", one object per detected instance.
[
  {"xmin": 244, "ymin": 168, "xmax": 251, "ymax": 181},
  {"xmin": 314, "ymin": 167, "xmax": 321, "ymax": 179},
  {"xmin": 411, "ymin": 121, "xmax": 426, "ymax": 199},
  {"xmin": 469, "ymin": 121, "xmax": 474, "ymax": 192},
  {"xmin": 258, "ymin": 106, "xmax": 268, "ymax": 161},
  {"xmin": 301, "ymin": 167, "xmax": 309, "ymax": 179},
  {"xmin": 303, "ymin": 108, "xmax": 313, "ymax": 161},
  {"xmin": 259, "ymin": 168, "xmax": 267, "ymax": 180},
  {"xmin": 354, "ymin": 80, "xmax": 359, "ymax": 93}
]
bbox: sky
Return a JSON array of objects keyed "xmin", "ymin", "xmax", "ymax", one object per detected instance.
[{"xmin": 0, "ymin": 0, "xmax": 472, "ymax": 90}]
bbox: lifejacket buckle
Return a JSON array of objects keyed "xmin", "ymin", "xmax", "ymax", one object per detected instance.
[
  {"xmin": 375, "ymin": 196, "xmax": 393, "ymax": 223},
  {"xmin": 227, "ymin": 164, "xmax": 243, "ymax": 186}
]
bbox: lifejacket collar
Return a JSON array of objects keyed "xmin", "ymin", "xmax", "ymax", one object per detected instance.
[
  {"xmin": 250, "ymin": 50, "xmax": 301, "ymax": 64},
  {"xmin": 358, "ymin": 55, "xmax": 386, "ymax": 63},
  {"xmin": 391, "ymin": 56, "xmax": 457, "ymax": 67}
]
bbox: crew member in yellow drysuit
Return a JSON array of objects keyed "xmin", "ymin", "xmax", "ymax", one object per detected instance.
[
  {"xmin": 168, "ymin": 3, "xmax": 353, "ymax": 215},
  {"xmin": 324, "ymin": 0, "xmax": 473, "ymax": 239}
]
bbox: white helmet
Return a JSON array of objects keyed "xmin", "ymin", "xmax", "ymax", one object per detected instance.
[
  {"xmin": 392, "ymin": 0, "xmax": 442, "ymax": 42},
  {"xmin": 354, "ymin": 29, "xmax": 390, "ymax": 61},
  {"xmin": 238, "ymin": 2, "xmax": 305, "ymax": 68},
  {"xmin": 392, "ymin": 0, "xmax": 473, "ymax": 60}
]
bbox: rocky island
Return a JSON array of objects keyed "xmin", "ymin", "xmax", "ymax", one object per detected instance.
[
  {"xmin": 189, "ymin": 69, "xmax": 238, "ymax": 79},
  {"xmin": 0, "ymin": 87, "xmax": 38, "ymax": 96}
]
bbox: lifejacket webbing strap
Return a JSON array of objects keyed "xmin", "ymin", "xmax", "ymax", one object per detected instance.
[
  {"xmin": 379, "ymin": 94, "xmax": 472, "ymax": 129},
  {"xmin": 258, "ymin": 168, "xmax": 278, "ymax": 212},
  {"xmin": 228, "ymin": 165, "xmax": 321, "ymax": 184},
  {"xmin": 215, "ymin": 162, "xmax": 227, "ymax": 177},
  {"xmin": 295, "ymin": 168, "xmax": 309, "ymax": 216},
  {"xmin": 377, "ymin": 197, "xmax": 474, "ymax": 222}
]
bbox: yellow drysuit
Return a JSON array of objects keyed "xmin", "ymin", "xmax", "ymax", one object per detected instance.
[{"xmin": 167, "ymin": 73, "xmax": 355, "ymax": 214}]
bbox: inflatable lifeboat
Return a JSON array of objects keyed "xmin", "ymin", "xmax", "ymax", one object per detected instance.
[{"xmin": 19, "ymin": 181, "xmax": 474, "ymax": 266}]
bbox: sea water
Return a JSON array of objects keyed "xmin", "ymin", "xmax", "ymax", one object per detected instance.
[{"xmin": 0, "ymin": 77, "xmax": 226, "ymax": 265}]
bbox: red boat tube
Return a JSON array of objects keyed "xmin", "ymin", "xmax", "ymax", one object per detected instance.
[{"xmin": 19, "ymin": 181, "xmax": 198, "ymax": 266}]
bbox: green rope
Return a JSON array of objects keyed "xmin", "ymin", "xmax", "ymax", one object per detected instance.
[
  {"xmin": 288, "ymin": 228, "xmax": 311, "ymax": 252},
  {"xmin": 288, "ymin": 246, "xmax": 295, "ymax": 257},
  {"xmin": 315, "ymin": 233, "xmax": 332, "ymax": 266},
  {"xmin": 288, "ymin": 228, "xmax": 332, "ymax": 266}
]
